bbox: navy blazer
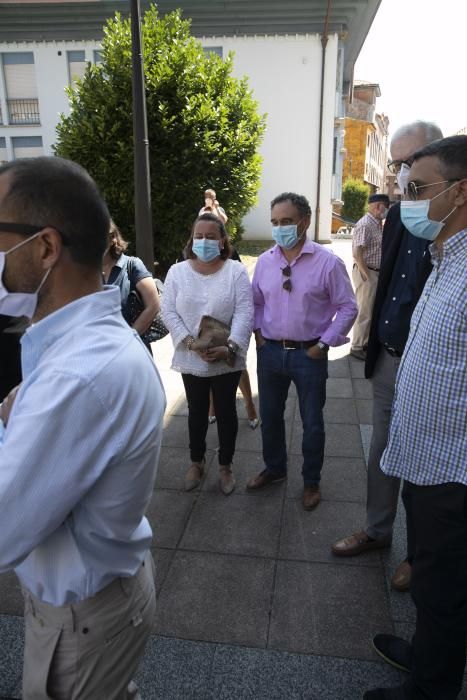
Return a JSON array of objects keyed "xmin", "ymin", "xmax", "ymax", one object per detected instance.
[{"xmin": 364, "ymin": 202, "xmax": 433, "ymax": 379}]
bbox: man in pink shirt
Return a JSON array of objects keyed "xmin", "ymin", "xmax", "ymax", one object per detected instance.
[{"xmin": 247, "ymin": 193, "xmax": 357, "ymax": 510}]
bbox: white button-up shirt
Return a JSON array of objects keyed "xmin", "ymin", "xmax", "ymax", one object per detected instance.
[{"xmin": 0, "ymin": 287, "xmax": 166, "ymax": 605}]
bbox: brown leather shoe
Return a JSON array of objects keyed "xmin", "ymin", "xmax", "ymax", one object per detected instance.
[
  {"xmin": 303, "ymin": 486, "xmax": 321, "ymax": 510},
  {"xmin": 391, "ymin": 559, "xmax": 411, "ymax": 592},
  {"xmin": 246, "ymin": 469, "xmax": 286, "ymax": 490},
  {"xmin": 332, "ymin": 530, "xmax": 390, "ymax": 557}
]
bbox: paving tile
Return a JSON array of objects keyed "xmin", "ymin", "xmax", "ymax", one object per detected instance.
[
  {"xmin": 0, "ymin": 572, "xmax": 23, "ymax": 617},
  {"xmin": 352, "ymin": 377, "xmax": 373, "ymax": 399},
  {"xmin": 323, "ymin": 398, "xmax": 358, "ymax": 424},
  {"xmin": 180, "ymin": 493, "xmax": 282, "ymax": 558},
  {"xmin": 327, "ymin": 357, "xmax": 351, "ymax": 378},
  {"xmin": 269, "ymin": 560, "xmax": 393, "ymax": 660},
  {"xmin": 286, "ymin": 455, "xmax": 367, "ymax": 502},
  {"xmin": 0, "ymin": 615, "xmax": 24, "ymax": 697},
  {"xmin": 210, "ymin": 643, "xmax": 402, "ymax": 700},
  {"xmin": 150, "ymin": 547, "xmax": 176, "ymax": 596},
  {"xmin": 145, "ymin": 491, "xmax": 196, "ymax": 549},
  {"xmin": 155, "ymin": 447, "xmax": 215, "ymax": 491},
  {"xmin": 234, "ymin": 419, "xmax": 265, "ymax": 452},
  {"xmin": 290, "ymin": 422, "xmax": 364, "ymax": 459},
  {"xmin": 279, "ymin": 499, "xmax": 382, "ymax": 567},
  {"xmin": 356, "ymin": 398, "xmax": 374, "ymax": 424},
  {"xmin": 326, "ymin": 377, "xmax": 354, "ymax": 398},
  {"xmin": 154, "ymin": 551, "xmax": 275, "ymax": 647},
  {"xmin": 349, "ymin": 356, "xmax": 366, "ymax": 378},
  {"xmin": 202, "ymin": 450, "xmax": 285, "ymax": 498},
  {"xmin": 135, "ymin": 636, "xmax": 215, "ymax": 700}
]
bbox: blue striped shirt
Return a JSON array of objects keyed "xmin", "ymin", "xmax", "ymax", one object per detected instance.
[
  {"xmin": 0, "ymin": 287, "xmax": 166, "ymax": 604},
  {"xmin": 381, "ymin": 228, "xmax": 467, "ymax": 486}
]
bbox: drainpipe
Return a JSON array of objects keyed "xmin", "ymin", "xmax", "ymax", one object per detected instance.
[{"xmin": 314, "ymin": 0, "xmax": 332, "ymax": 242}]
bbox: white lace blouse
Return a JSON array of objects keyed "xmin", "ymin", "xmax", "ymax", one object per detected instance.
[{"xmin": 161, "ymin": 259, "xmax": 254, "ymax": 377}]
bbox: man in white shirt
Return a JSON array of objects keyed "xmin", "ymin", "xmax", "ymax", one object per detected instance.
[{"xmin": 0, "ymin": 157, "xmax": 166, "ymax": 699}]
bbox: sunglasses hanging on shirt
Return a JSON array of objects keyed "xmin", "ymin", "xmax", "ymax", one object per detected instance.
[{"xmin": 282, "ymin": 265, "xmax": 292, "ymax": 292}]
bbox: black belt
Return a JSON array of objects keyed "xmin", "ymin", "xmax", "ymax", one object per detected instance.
[
  {"xmin": 384, "ymin": 346, "xmax": 402, "ymax": 358},
  {"xmin": 265, "ymin": 338, "xmax": 319, "ymax": 350}
]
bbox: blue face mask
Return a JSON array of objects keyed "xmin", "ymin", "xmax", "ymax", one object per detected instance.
[
  {"xmin": 400, "ymin": 185, "xmax": 457, "ymax": 241},
  {"xmin": 272, "ymin": 223, "xmax": 305, "ymax": 249},
  {"xmin": 192, "ymin": 238, "xmax": 221, "ymax": 262}
]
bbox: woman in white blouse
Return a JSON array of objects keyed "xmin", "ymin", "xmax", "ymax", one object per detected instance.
[{"xmin": 162, "ymin": 213, "xmax": 253, "ymax": 495}]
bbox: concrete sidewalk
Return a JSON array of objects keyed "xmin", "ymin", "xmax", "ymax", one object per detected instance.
[{"xmin": 0, "ymin": 241, "xmax": 464, "ymax": 699}]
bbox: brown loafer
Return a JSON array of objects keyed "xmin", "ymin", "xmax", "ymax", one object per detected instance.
[
  {"xmin": 332, "ymin": 529, "xmax": 390, "ymax": 557},
  {"xmin": 184, "ymin": 459, "xmax": 205, "ymax": 492},
  {"xmin": 303, "ymin": 486, "xmax": 321, "ymax": 511},
  {"xmin": 246, "ymin": 469, "xmax": 286, "ymax": 490},
  {"xmin": 391, "ymin": 559, "xmax": 411, "ymax": 592}
]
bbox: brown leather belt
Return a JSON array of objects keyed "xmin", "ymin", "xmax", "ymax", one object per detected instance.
[{"xmin": 265, "ymin": 338, "xmax": 319, "ymax": 350}]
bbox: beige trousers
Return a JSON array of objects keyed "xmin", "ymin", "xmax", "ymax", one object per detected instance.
[
  {"xmin": 22, "ymin": 552, "xmax": 156, "ymax": 700},
  {"xmin": 351, "ymin": 266, "xmax": 379, "ymax": 351}
]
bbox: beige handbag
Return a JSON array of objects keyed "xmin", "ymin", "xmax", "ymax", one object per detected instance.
[{"xmin": 191, "ymin": 315, "xmax": 235, "ymax": 366}]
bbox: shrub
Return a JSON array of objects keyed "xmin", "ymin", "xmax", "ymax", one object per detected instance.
[
  {"xmin": 341, "ymin": 178, "xmax": 370, "ymax": 223},
  {"xmin": 54, "ymin": 6, "xmax": 266, "ymax": 270}
]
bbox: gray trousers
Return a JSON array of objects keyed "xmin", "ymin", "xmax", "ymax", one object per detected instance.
[
  {"xmin": 364, "ymin": 348, "xmax": 402, "ymax": 542},
  {"xmin": 22, "ymin": 552, "xmax": 156, "ymax": 700}
]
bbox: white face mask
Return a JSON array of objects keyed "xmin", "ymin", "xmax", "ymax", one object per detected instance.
[
  {"xmin": 0, "ymin": 232, "xmax": 51, "ymax": 318},
  {"xmin": 396, "ymin": 163, "xmax": 411, "ymax": 195}
]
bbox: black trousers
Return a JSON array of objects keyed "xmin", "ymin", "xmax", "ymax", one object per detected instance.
[
  {"xmin": 182, "ymin": 371, "xmax": 242, "ymax": 466},
  {"xmin": 401, "ymin": 480, "xmax": 467, "ymax": 700}
]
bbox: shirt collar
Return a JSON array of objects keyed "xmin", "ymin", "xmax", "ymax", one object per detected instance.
[
  {"xmin": 367, "ymin": 212, "xmax": 382, "ymax": 226},
  {"xmin": 271, "ymin": 238, "xmax": 317, "ymax": 261},
  {"xmin": 429, "ymin": 228, "xmax": 467, "ymax": 265},
  {"xmin": 21, "ymin": 287, "xmax": 122, "ymax": 367},
  {"xmin": 114, "ymin": 254, "xmax": 127, "ymax": 270}
]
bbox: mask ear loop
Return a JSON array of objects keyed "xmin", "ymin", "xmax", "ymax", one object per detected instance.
[{"xmin": 430, "ymin": 181, "xmax": 459, "ymax": 224}]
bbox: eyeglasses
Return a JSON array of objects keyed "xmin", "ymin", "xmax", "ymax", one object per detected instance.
[
  {"xmin": 406, "ymin": 180, "xmax": 455, "ymax": 201},
  {"xmin": 387, "ymin": 158, "xmax": 413, "ymax": 174},
  {"xmin": 0, "ymin": 222, "xmax": 69, "ymax": 244},
  {"xmin": 282, "ymin": 265, "xmax": 292, "ymax": 292}
]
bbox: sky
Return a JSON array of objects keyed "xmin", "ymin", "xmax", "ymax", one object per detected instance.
[{"xmin": 354, "ymin": 0, "xmax": 467, "ymax": 139}]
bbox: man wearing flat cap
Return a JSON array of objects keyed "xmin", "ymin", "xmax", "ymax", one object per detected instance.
[{"xmin": 350, "ymin": 193, "xmax": 390, "ymax": 360}]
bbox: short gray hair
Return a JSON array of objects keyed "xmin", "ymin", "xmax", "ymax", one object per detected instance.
[{"xmin": 391, "ymin": 121, "xmax": 443, "ymax": 148}]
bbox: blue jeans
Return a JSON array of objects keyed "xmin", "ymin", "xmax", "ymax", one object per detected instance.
[{"xmin": 257, "ymin": 340, "xmax": 328, "ymax": 486}]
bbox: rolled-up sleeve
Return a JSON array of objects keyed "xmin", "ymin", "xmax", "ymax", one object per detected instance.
[{"xmin": 320, "ymin": 258, "xmax": 358, "ymax": 346}]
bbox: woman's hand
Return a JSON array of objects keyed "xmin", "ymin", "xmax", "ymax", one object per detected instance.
[{"xmin": 199, "ymin": 346, "xmax": 229, "ymax": 362}]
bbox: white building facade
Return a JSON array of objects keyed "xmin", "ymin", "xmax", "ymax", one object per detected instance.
[{"xmin": 0, "ymin": 0, "xmax": 380, "ymax": 241}]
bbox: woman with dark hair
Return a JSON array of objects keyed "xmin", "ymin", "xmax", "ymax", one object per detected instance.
[
  {"xmin": 162, "ymin": 213, "xmax": 253, "ymax": 495},
  {"xmin": 102, "ymin": 221, "xmax": 160, "ymax": 350}
]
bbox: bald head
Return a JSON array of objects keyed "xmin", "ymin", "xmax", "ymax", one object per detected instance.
[{"xmin": 390, "ymin": 121, "xmax": 443, "ymax": 164}]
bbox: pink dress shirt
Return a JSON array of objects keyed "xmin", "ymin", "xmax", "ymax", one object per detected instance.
[{"xmin": 252, "ymin": 240, "xmax": 357, "ymax": 347}]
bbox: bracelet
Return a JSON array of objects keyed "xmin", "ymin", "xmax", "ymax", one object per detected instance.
[{"xmin": 184, "ymin": 335, "xmax": 195, "ymax": 351}]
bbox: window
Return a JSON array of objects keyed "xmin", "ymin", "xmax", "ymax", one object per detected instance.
[
  {"xmin": 203, "ymin": 46, "xmax": 223, "ymax": 58},
  {"xmin": 0, "ymin": 137, "xmax": 7, "ymax": 164},
  {"xmin": 67, "ymin": 50, "xmax": 86, "ymax": 87},
  {"xmin": 12, "ymin": 136, "xmax": 43, "ymax": 159},
  {"xmin": 2, "ymin": 52, "xmax": 40, "ymax": 125},
  {"xmin": 93, "ymin": 50, "xmax": 103, "ymax": 64}
]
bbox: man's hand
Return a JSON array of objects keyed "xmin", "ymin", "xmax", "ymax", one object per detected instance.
[
  {"xmin": 306, "ymin": 345, "xmax": 327, "ymax": 360},
  {"xmin": 0, "ymin": 384, "xmax": 21, "ymax": 426},
  {"xmin": 255, "ymin": 329, "xmax": 265, "ymax": 348},
  {"xmin": 358, "ymin": 267, "xmax": 369, "ymax": 282}
]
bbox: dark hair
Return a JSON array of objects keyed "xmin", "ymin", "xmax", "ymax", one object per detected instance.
[
  {"xmin": 412, "ymin": 135, "xmax": 467, "ymax": 181},
  {"xmin": 184, "ymin": 213, "xmax": 232, "ymax": 260},
  {"xmin": 270, "ymin": 192, "xmax": 312, "ymax": 219},
  {"xmin": 0, "ymin": 156, "xmax": 110, "ymax": 268},
  {"xmin": 108, "ymin": 220, "xmax": 129, "ymax": 260}
]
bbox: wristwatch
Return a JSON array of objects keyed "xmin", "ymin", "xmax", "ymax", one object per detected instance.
[
  {"xmin": 227, "ymin": 340, "xmax": 238, "ymax": 358},
  {"xmin": 317, "ymin": 341, "xmax": 329, "ymax": 352}
]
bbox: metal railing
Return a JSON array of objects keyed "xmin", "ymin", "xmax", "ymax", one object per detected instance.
[{"xmin": 6, "ymin": 98, "xmax": 40, "ymax": 125}]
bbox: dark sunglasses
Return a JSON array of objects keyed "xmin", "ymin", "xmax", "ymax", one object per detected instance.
[
  {"xmin": 282, "ymin": 265, "xmax": 292, "ymax": 292},
  {"xmin": 0, "ymin": 222, "xmax": 69, "ymax": 244}
]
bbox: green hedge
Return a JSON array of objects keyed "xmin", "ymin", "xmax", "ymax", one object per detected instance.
[{"xmin": 341, "ymin": 178, "xmax": 370, "ymax": 223}]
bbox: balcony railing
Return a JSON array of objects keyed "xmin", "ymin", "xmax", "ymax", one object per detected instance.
[{"xmin": 7, "ymin": 98, "xmax": 40, "ymax": 125}]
